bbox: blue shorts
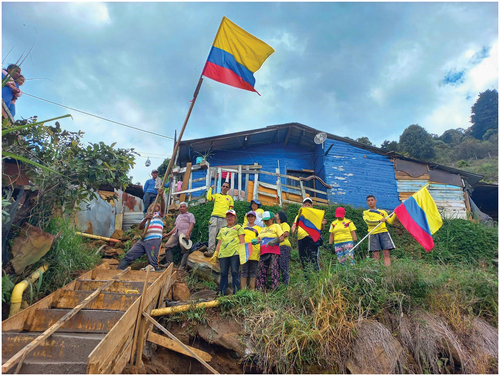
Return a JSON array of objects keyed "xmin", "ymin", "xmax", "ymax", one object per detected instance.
[{"xmin": 368, "ymin": 232, "xmax": 395, "ymax": 252}]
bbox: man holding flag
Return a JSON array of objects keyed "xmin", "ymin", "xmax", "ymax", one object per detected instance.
[{"xmin": 291, "ymin": 197, "xmax": 327, "ymax": 275}]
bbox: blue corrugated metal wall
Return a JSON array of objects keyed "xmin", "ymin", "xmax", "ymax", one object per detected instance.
[
  {"xmin": 187, "ymin": 142, "xmax": 322, "ymax": 197},
  {"xmin": 323, "ymin": 139, "xmax": 400, "ymax": 209}
]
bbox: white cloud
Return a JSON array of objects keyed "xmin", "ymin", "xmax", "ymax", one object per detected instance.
[{"xmin": 33, "ymin": 2, "xmax": 111, "ymax": 27}]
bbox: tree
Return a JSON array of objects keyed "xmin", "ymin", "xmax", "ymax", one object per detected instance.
[
  {"xmin": 470, "ymin": 89, "xmax": 498, "ymax": 140},
  {"xmin": 439, "ymin": 129, "xmax": 463, "ymax": 146},
  {"xmin": 399, "ymin": 124, "xmax": 435, "ymax": 160},
  {"xmin": 157, "ymin": 158, "xmax": 171, "ymax": 177},
  {"xmin": 380, "ymin": 140, "xmax": 399, "ymax": 152},
  {"xmin": 355, "ymin": 136, "xmax": 373, "ymax": 146}
]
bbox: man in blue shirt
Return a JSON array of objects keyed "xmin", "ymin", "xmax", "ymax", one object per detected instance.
[{"xmin": 143, "ymin": 169, "xmax": 160, "ymax": 214}]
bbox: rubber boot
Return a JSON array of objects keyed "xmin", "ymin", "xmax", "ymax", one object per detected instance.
[
  {"xmin": 240, "ymin": 277, "xmax": 248, "ymax": 289},
  {"xmin": 179, "ymin": 253, "xmax": 189, "ymax": 270},
  {"xmin": 249, "ymin": 277, "xmax": 256, "ymax": 290},
  {"xmin": 117, "ymin": 258, "xmax": 130, "ymax": 270}
]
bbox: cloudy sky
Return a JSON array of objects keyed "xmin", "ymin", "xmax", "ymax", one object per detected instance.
[{"xmin": 2, "ymin": 1, "xmax": 498, "ymax": 185}]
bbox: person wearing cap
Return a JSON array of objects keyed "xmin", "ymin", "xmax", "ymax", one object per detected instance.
[
  {"xmin": 143, "ymin": 169, "xmax": 160, "ymax": 215},
  {"xmin": 204, "ymin": 183, "xmax": 234, "ymax": 257},
  {"xmin": 328, "ymin": 207, "xmax": 357, "ymax": 266},
  {"xmin": 291, "ymin": 197, "xmax": 327, "ymax": 275},
  {"xmin": 255, "ymin": 211, "xmax": 284, "ymax": 291},
  {"xmin": 160, "ymin": 201, "xmax": 196, "ymax": 270},
  {"xmin": 275, "ymin": 211, "xmax": 292, "ymax": 285},
  {"xmin": 243, "ymin": 199, "xmax": 264, "ymax": 227},
  {"xmin": 241, "ymin": 211, "xmax": 261, "ymax": 290},
  {"xmin": 210, "ymin": 209, "xmax": 245, "ymax": 295},
  {"xmin": 118, "ymin": 190, "xmax": 166, "ymax": 271}
]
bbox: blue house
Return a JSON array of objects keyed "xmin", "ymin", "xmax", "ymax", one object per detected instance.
[{"xmin": 173, "ymin": 123, "xmax": 482, "ymax": 216}]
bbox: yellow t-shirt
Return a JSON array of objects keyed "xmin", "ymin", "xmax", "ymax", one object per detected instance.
[
  {"xmin": 259, "ymin": 223, "xmax": 283, "ymax": 240},
  {"xmin": 207, "ymin": 187, "xmax": 234, "ymax": 218},
  {"xmin": 217, "ymin": 224, "xmax": 245, "ymax": 258},
  {"xmin": 293, "ymin": 215, "xmax": 310, "ymax": 240},
  {"xmin": 362, "ymin": 209, "xmax": 396, "ymax": 235},
  {"xmin": 329, "ymin": 218, "xmax": 356, "ymax": 244},
  {"xmin": 244, "ymin": 224, "xmax": 261, "ymax": 261},
  {"xmin": 279, "ymin": 222, "xmax": 291, "ymax": 247}
]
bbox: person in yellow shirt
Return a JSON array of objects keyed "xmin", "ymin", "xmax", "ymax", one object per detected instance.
[
  {"xmin": 328, "ymin": 207, "xmax": 357, "ymax": 265},
  {"xmin": 241, "ymin": 211, "xmax": 261, "ymax": 290},
  {"xmin": 255, "ymin": 211, "xmax": 284, "ymax": 291},
  {"xmin": 275, "ymin": 211, "xmax": 291, "ymax": 285},
  {"xmin": 210, "ymin": 210, "xmax": 245, "ymax": 295},
  {"xmin": 204, "ymin": 182, "xmax": 234, "ymax": 257},
  {"xmin": 291, "ymin": 197, "xmax": 327, "ymax": 276},
  {"xmin": 243, "ymin": 199, "xmax": 264, "ymax": 227},
  {"xmin": 363, "ymin": 195, "xmax": 397, "ymax": 266}
]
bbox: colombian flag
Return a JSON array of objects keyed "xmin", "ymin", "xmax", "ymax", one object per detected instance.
[
  {"xmin": 260, "ymin": 236, "xmax": 280, "ymax": 255},
  {"xmin": 297, "ymin": 207, "xmax": 325, "ymax": 242},
  {"xmin": 394, "ymin": 186, "xmax": 443, "ymax": 252},
  {"xmin": 202, "ymin": 17, "xmax": 275, "ymax": 94},
  {"xmin": 238, "ymin": 243, "xmax": 253, "ymax": 264}
]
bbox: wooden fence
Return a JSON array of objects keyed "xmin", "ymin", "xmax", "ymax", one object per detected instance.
[{"xmin": 167, "ymin": 163, "xmax": 330, "ymax": 209}]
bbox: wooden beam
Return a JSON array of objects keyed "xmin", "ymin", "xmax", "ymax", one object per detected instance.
[
  {"xmin": 283, "ymin": 126, "xmax": 292, "ymax": 146},
  {"xmin": 143, "ymin": 312, "xmax": 219, "ymax": 374},
  {"xmin": 276, "ymin": 168, "xmax": 282, "ymax": 207},
  {"xmin": 179, "ymin": 162, "xmax": 192, "ymax": 203},
  {"xmin": 238, "ymin": 165, "xmax": 242, "ymax": 201},
  {"xmin": 147, "ymin": 331, "xmax": 212, "ymax": 362},
  {"xmin": 3, "ymin": 268, "xmax": 131, "ymax": 374},
  {"xmin": 130, "ymin": 267, "xmax": 151, "ymax": 367}
]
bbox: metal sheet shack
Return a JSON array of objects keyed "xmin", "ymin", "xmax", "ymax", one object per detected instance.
[{"xmin": 170, "ymin": 123, "xmax": 483, "ymax": 219}]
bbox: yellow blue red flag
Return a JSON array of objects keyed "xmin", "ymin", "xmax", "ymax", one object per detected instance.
[
  {"xmin": 202, "ymin": 16, "xmax": 275, "ymax": 94},
  {"xmin": 296, "ymin": 207, "xmax": 325, "ymax": 242},
  {"xmin": 394, "ymin": 186, "xmax": 443, "ymax": 252},
  {"xmin": 238, "ymin": 242, "xmax": 253, "ymax": 264}
]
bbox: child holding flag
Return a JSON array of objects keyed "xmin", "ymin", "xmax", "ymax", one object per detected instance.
[
  {"xmin": 240, "ymin": 211, "xmax": 261, "ymax": 290},
  {"xmin": 255, "ymin": 211, "xmax": 284, "ymax": 291},
  {"xmin": 328, "ymin": 207, "xmax": 357, "ymax": 265}
]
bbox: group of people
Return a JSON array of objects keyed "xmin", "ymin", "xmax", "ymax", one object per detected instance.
[
  {"xmin": 2, "ymin": 64, "xmax": 25, "ymax": 117},
  {"xmin": 118, "ymin": 170, "xmax": 398, "ymax": 296}
]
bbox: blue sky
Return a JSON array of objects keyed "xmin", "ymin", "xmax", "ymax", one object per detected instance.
[{"xmin": 2, "ymin": 1, "xmax": 498, "ymax": 185}]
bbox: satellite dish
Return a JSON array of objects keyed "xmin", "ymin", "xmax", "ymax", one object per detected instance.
[{"xmin": 314, "ymin": 132, "xmax": 327, "ymax": 148}]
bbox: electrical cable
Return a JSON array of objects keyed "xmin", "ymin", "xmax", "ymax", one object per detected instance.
[{"xmin": 22, "ymin": 92, "xmax": 174, "ymax": 140}]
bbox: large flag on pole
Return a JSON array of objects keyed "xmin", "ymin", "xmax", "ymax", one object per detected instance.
[
  {"xmin": 394, "ymin": 186, "xmax": 443, "ymax": 252},
  {"xmin": 296, "ymin": 207, "xmax": 325, "ymax": 242},
  {"xmin": 202, "ymin": 16, "xmax": 275, "ymax": 94}
]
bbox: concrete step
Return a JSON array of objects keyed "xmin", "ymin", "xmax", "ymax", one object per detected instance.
[
  {"xmin": 5, "ymin": 360, "xmax": 88, "ymax": 374},
  {"xmin": 2, "ymin": 332, "xmax": 105, "ymax": 362},
  {"xmin": 52, "ymin": 290, "xmax": 139, "ymax": 311},
  {"xmin": 74, "ymin": 279, "xmax": 151, "ymax": 293},
  {"xmin": 25, "ymin": 309, "xmax": 124, "ymax": 333}
]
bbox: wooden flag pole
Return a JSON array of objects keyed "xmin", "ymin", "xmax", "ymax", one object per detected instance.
[{"xmin": 142, "ymin": 76, "xmax": 204, "ymax": 239}]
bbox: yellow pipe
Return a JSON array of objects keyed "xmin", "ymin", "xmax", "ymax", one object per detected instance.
[
  {"xmin": 76, "ymin": 232, "xmax": 121, "ymax": 243},
  {"xmin": 9, "ymin": 264, "xmax": 49, "ymax": 318},
  {"xmin": 150, "ymin": 300, "xmax": 219, "ymax": 316}
]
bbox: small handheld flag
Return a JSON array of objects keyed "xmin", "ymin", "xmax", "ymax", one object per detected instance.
[
  {"xmin": 394, "ymin": 186, "xmax": 443, "ymax": 252},
  {"xmin": 203, "ymin": 16, "xmax": 275, "ymax": 94},
  {"xmin": 296, "ymin": 207, "xmax": 325, "ymax": 242},
  {"xmin": 238, "ymin": 243, "xmax": 253, "ymax": 264}
]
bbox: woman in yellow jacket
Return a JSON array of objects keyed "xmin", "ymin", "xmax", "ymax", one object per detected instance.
[{"xmin": 241, "ymin": 211, "xmax": 261, "ymax": 290}]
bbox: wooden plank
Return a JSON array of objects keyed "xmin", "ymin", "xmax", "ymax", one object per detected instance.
[
  {"xmin": 148, "ymin": 331, "xmax": 212, "ymax": 362},
  {"xmin": 75, "ymin": 280, "xmax": 152, "ymax": 293},
  {"xmin": 238, "ymin": 165, "xmax": 242, "ymax": 201},
  {"xmin": 303, "ymin": 186, "xmax": 329, "ymax": 196},
  {"xmin": 91, "ymin": 269, "xmax": 162, "ymax": 283},
  {"xmin": 52, "ymin": 290, "xmax": 138, "ymax": 311},
  {"xmin": 257, "ymin": 190, "xmax": 276, "ymax": 198},
  {"xmin": 244, "ymin": 167, "xmax": 249, "ymax": 201},
  {"xmin": 3, "ymin": 268, "xmax": 131, "ymax": 373},
  {"xmin": 130, "ymin": 267, "xmax": 152, "ymax": 367},
  {"xmin": 276, "ymin": 168, "xmax": 282, "ymax": 207},
  {"xmin": 217, "ymin": 167, "xmax": 222, "ymax": 193},
  {"xmin": 171, "ymin": 185, "xmax": 207, "ymax": 196},
  {"xmin": 253, "ymin": 174, "xmax": 259, "ymax": 200},
  {"xmin": 179, "ymin": 162, "xmax": 192, "ymax": 203},
  {"xmin": 311, "ymin": 197, "xmax": 329, "ymax": 204},
  {"xmin": 299, "ymin": 181, "xmax": 306, "ymax": 199},
  {"xmin": 143, "ymin": 313, "xmax": 219, "ymax": 374},
  {"xmin": 259, "ymin": 181, "xmax": 278, "ymax": 190},
  {"xmin": 111, "ymin": 334, "xmax": 134, "ymax": 374}
]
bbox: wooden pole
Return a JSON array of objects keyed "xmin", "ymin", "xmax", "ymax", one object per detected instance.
[
  {"xmin": 142, "ymin": 312, "xmax": 219, "ymax": 374},
  {"xmin": 3, "ymin": 267, "xmax": 131, "ymax": 374},
  {"xmin": 142, "ymin": 77, "xmax": 204, "ymax": 239}
]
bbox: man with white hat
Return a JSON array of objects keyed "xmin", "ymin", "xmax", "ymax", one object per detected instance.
[{"xmin": 161, "ymin": 201, "xmax": 195, "ymax": 270}]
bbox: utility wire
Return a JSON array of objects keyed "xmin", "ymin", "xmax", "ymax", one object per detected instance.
[{"xmin": 23, "ymin": 92, "xmax": 174, "ymax": 140}]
